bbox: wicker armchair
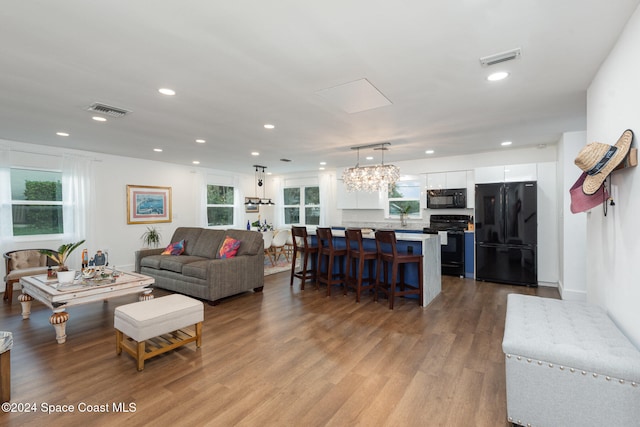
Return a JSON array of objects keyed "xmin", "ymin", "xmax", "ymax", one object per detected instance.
[{"xmin": 3, "ymin": 249, "xmax": 58, "ymax": 303}]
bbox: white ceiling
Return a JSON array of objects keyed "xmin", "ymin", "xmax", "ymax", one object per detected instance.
[{"xmin": 1, "ymin": 1, "xmax": 638, "ymax": 174}]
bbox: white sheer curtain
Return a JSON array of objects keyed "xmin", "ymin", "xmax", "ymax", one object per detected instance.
[
  {"xmin": 273, "ymin": 176, "xmax": 285, "ymax": 228},
  {"xmin": 318, "ymin": 171, "xmax": 334, "ymax": 226},
  {"xmin": 0, "ymin": 144, "xmax": 13, "ymax": 248},
  {"xmin": 61, "ymin": 154, "xmax": 94, "ymax": 269},
  {"xmin": 195, "ymin": 171, "xmax": 207, "ymax": 226}
]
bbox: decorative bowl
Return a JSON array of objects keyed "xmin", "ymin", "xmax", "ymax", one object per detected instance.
[{"xmin": 82, "ymin": 268, "xmax": 96, "ymax": 279}]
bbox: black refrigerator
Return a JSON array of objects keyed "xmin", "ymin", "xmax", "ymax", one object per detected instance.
[{"xmin": 474, "ymin": 181, "xmax": 537, "ymax": 286}]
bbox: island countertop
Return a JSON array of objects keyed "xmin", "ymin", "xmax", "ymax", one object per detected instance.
[
  {"xmin": 330, "ymin": 229, "xmax": 439, "ymax": 243},
  {"xmin": 312, "ymin": 229, "xmax": 442, "ymax": 307}
]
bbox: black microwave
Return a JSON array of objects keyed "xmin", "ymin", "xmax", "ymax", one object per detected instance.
[{"xmin": 426, "ymin": 188, "xmax": 467, "ymax": 209}]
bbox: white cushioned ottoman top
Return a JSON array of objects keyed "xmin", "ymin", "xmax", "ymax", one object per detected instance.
[
  {"xmin": 502, "ymin": 294, "xmax": 640, "ymax": 382},
  {"xmin": 114, "ymin": 294, "xmax": 203, "ymax": 342}
]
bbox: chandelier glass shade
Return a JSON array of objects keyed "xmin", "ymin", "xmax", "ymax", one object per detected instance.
[{"xmin": 342, "ymin": 143, "xmax": 400, "ymax": 192}]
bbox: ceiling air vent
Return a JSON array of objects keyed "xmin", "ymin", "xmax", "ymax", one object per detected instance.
[
  {"xmin": 280, "ymin": 158, "xmax": 292, "ymax": 162},
  {"xmin": 479, "ymin": 48, "xmax": 521, "ymax": 67},
  {"xmin": 87, "ymin": 102, "xmax": 131, "ymax": 118}
]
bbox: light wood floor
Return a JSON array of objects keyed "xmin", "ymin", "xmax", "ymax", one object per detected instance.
[{"xmin": 1, "ymin": 272, "xmax": 558, "ymax": 427}]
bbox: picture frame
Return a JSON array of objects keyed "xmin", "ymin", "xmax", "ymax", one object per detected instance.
[
  {"xmin": 127, "ymin": 185, "xmax": 172, "ymax": 224},
  {"xmin": 245, "ymin": 197, "xmax": 259, "ymax": 213}
]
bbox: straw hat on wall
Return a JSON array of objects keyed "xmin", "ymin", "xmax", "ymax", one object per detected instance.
[{"xmin": 574, "ymin": 129, "xmax": 633, "ymax": 195}]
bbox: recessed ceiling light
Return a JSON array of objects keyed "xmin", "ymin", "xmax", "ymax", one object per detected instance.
[
  {"xmin": 195, "ymin": 139, "xmax": 206, "ymax": 144},
  {"xmin": 153, "ymin": 148, "xmax": 163, "ymax": 152},
  {"xmin": 365, "ymin": 156, "xmax": 374, "ymax": 160},
  {"xmin": 158, "ymin": 88, "xmax": 176, "ymax": 96},
  {"xmin": 487, "ymin": 72, "xmax": 509, "ymax": 82},
  {"xmin": 266, "ymin": 172, "xmax": 272, "ymax": 175},
  {"xmin": 56, "ymin": 132, "xmax": 69, "ymax": 137},
  {"xmin": 425, "ymin": 150, "xmax": 434, "ymax": 154},
  {"xmin": 192, "ymin": 160, "xmax": 200, "ymax": 165},
  {"xmin": 501, "ymin": 141, "xmax": 512, "ymax": 146},
  {"xmin": 92, "ymin": 116, "xmax": 107, "ymax": 122},
  {"xmin": 264, "ymin": 124, "xmax": 275, "ymax": 129},
  {"xmin": 319, "ymin": 167, "xmax": 325, "ymax": 171},
  {"xmin": 320, "ymin": 162, "xmax": 326, "ymax": 165},
  {"xmin": 251, "ymin": 152, "xmax": 260, "ymax": 156}
]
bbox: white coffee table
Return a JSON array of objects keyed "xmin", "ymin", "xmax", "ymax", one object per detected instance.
[{"xmin": 19, "ymin": 270, "xmax": 155, "ymax": 344}]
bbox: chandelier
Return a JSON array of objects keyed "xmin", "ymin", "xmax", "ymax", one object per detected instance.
[
  {"xmin": 245, "ymin": 165, "xmax": 274, "ymax": 206},
  {"xmin": 342, "ymin": 142, "xmax": 400, "ymax": 192}
]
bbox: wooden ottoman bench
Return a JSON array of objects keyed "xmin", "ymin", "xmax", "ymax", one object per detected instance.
[
  {"xmin": 502, "ymin": 294, "xmax": 640, "ymax": 427},
  {"xmin": 115, "ymin": 294, "xmax": 203, "ymax": 371}
]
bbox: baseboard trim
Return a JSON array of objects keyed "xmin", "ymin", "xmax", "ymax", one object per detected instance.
[{"xmin": 557, "ymin": 280, "xmax": 587, "ymax": 301}]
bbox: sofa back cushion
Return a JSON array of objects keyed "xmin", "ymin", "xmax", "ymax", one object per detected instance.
[
  {"xmin": 191, "ymin": 229, "xmax": 226, "ymax": 259},
  {"xmin": 224, "ymin": 229, "xmax": 263, "ymax": 256},
  {"xmin": 170, "ymin": 227, "xmax": 204, "ymax": 256},
  {"xmin": 9, "ymin": 250, "xmax": 47, "ymax": 270}
]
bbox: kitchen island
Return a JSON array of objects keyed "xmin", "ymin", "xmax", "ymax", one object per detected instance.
[{"xmin": 328, "ymin": 230, "xmax": 442, "ymax": 307}]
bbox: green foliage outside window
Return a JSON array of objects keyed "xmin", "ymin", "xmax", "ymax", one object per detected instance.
[
  {"xmin": 305, "ymin": 187, "xmax": 319, "ymax": 204},
  {"xmin": 11, "ymin": 169, "xmax": 64, "ymax": 236},
  {"xmin": 284, "ymin": 186, "xmax": 319, "ymax": 225},
  {"xmin": 207, "ymin": 185, "xmax": 234, "ymax": 226},
  {"xmin": 207, "ymin": 185, "xmax": 234, "ymax": 205},
  {"xmin": 388, "ymin": 181, "xmax": 420, "ymax": 217},
  {"xmin": 283, "ymin": 188, "xmax": 300, "ymax": 205}
]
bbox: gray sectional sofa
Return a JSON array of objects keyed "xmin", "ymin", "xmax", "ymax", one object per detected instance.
[{"xmin": 134, "ymin": 227, "xmax": 264, "ymax": 304}]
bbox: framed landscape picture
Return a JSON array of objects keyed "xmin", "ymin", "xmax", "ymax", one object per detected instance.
[
  {"xmin": 245, "ymin": 197, "xmax": 259, "ymax": 213},
  {"xmin": 127, "ymin": 185, "xmax": 172, "ymax": 224}
]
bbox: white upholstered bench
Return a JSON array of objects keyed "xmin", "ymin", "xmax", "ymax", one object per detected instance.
[
  {"xmin": 114, "ymin": 294, "xmax": 203, "ymax": 371},
  {"xmin": 502, "ymin": 294, "xmax": 640, "ymax": 427}
]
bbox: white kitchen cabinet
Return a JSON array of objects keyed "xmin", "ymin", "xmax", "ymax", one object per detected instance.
[
  {"xmin": 505, "ymin": 163, "xmax": 537, "ymax": 182},
  {"xmin": 356, "ymin": 189, "xmax": 384, "ymax": 209},
  {"xmin": 427, "ymin": 171, "xmax": 467, "ymax": 189},
  {"xmin": 474, "ymin": 166, "xmax": 506, "ymax": 183},
  {"xmin": 336, "ymin": 179, "xmax": 384, "ymax": 209},
  {"xmin": 446, "ymin": 171, "xmax": 467, "ymax": 188},
  {"xmin": 426, "ymin": 172, "xmax": 446, "ymax": 189},
  {"xmin": 466, "ymin": 170, "xmax": 475, "ymax": 209},
  {"xmin": 475, "ymin": 164, "xmax": 537, "ymax": 183}
]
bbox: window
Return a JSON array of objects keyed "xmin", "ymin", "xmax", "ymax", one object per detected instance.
[
  {"xmin": 388, "ymin": 179, "xmax": 421, "ymax": 217},
  {"xmin": 284, "ymin": 186, "xmax": 320, "ymax": 225},
  {"xmin": 207, "ymin": 185, "xmax": 235, "ymax": 226},
  {"xmin": 10, "ymin": 168, "xmax": 63, "ymax": 236}
]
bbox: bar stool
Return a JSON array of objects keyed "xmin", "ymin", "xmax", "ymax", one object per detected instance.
[
  {"xmin": 344, "ymin": 229, "xmax": 377, "ymax": 302},
  {"xmin": 316, "ymin": 227, "xmax": 347, "ymax": 296},
  {"xmin": 374, "ymin": 230, "xmax": 423, "ymax": 309},
  {"xmin": 290, "ymin": 226, "xmax": 319, "ymax": 290}
]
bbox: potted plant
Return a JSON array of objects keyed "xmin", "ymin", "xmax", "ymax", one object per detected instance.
[
  {"xmin": 141, "ymin": 226, "xmax": 161, "ymax": 248},
  {"xmin": 392, "ymin": 204, "xmax": 412, "ymax": 227},
  {"xmin": 40, "ymin": 240, "xmax": 85, "ymax": 282},
  {"xmin": 39, "ymin": 240, "xmax": 86, "ymax": 272}
]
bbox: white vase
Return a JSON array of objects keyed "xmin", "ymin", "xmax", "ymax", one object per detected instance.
[{"xmin": 57, "ymin": 270, "xmax": 76, "ymax": 284}]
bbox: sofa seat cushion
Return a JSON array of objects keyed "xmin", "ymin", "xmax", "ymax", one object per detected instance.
[
  {"xmin": 182, "ymin": 260, "xmax": 210, "ymax": 280},
  {"xmin": 140, "ymin": 255, "xmax": 207, "ymax": 273}
]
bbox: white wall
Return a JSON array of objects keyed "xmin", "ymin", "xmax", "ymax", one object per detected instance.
[
  {"xmin": 0, "ymin": 140, "xmax": 262, "ymax": 277},
  {"xmin": 586, "ymin": 4, "xmax": 640, "ymax": 347},
  {"xmin": 556, "ymin": 131, "xmax": 588, "ymax": 300},
  {"xmin": 339, "ymin": 145, "xmax": 560, "ymax": 285}
]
